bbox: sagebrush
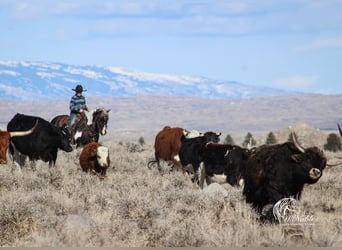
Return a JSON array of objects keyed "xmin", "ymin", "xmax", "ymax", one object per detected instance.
[{"xmin": 0, "ymin": 141, "xmax": 341, "ymax": 247}]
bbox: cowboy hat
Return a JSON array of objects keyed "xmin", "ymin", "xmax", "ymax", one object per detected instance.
[{"xmin": 72, "ymin": 84, "xmax": 87, "ymax": 93}]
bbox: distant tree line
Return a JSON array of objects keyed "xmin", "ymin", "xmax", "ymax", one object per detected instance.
[{"xmin": 221, "ymin": 131, "xmax": 342, "ymax": 152}]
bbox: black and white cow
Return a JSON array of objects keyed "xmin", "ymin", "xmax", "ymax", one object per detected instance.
[
  {"xmin": 198, "ymin": 143, "xmax": 250, "ymax": 189},
  {"xmin": 179, "ymin": 131, "xmax": 221, "ymax": 183}
]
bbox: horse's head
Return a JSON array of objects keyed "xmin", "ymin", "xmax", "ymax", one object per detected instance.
[{"xmin": 92, "ymin": 108, "xmax": 110, "ymax": 136}]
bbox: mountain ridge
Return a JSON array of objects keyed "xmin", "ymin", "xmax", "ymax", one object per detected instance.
[{"xmin": 0, "ymin": 61, "xmax": 297, "ymax": 101}]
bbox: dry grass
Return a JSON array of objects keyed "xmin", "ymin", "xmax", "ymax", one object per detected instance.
[
  {"xmin": 0, "ymin": 138, "xmax": 341, "ymax": 247},
  {"xmin": 0, "ymin": 95, "xmax": 342, "ymax": 246}
]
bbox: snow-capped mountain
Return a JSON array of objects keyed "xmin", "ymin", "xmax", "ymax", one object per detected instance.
[{"xmin": 0, "ymin": 61, "xmax": 296, "ymax": 101}]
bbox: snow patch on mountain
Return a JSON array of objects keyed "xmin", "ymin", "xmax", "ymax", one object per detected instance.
[{"xmin": 0, "ymin": 61, "xmax": 297, "ymax": 101}]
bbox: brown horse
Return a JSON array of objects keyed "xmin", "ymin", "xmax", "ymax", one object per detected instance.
[
  {"xmin": 51, "ymin": 108, "xmax": 110, "ymax": 147},
  {"xmin": 51, "ymin": 115, "xmax": 70, "ymax": 128}
]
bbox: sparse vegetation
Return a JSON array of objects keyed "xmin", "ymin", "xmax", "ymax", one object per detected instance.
[
  {"xmin": 1, "ymin": 98, "xmax": 342, "ymax": 247},
  {"xmin": 138, "ymin": 136, "xmax": 145, "ymax": 147},
  {"xmin": 265, "ymin": 132, "xmax": 277, "ymax": 145},
  {"xmin": 0, "ymin": 136, "xmax": 341, "ymax": 247},
  {"xmin": 324, "ymin": 133, "xmax": 342, "ymax": 152},
  {"xmin": 242, "ymin": 132, "xmax": 256, "ymax": 148},
  {"xmin": 224, "ymin": 134, "xmax": 235, "ymax": 145}
]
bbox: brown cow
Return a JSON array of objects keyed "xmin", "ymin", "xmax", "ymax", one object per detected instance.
[
  {"xmin": 147, "ymin": 126, "xmax": 202, "ymax": 172},
  {"xmin": 79, "ymin": 141, "xmax": 110, "ymax": 178},
  {"xmin": 0, "ymin": 122, "xmax": 37, "ymax": 164}
]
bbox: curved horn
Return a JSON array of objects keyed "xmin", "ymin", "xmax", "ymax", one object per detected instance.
[
  {"xmin": 291, "ymin": 130, "xmax": 305, "ymax": 153},
  {"xmin": 337, "ymin": 123, "xmax": 342, "ymax": 137},
  {"xmin": 9, "ymin": 119, "xmax": 38, "ymax": 137},
  {"xmin": 326, "ymin": 161, "xmax": 342, "ymax": 168}
]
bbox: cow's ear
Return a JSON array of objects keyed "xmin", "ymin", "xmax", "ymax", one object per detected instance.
[
  {"xmin": 291, "ymin": 154, "xmax": 302, "ymax": 162},
  {"xmin": 90, "ymin": 150, "xmax": 97, "ymax": 157},
  {"xmin": 183, "ymin": 129, "xmax": 189, "ymax": 136}
]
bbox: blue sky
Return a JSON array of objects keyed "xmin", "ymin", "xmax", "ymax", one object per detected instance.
[{"xmin": 1, "ymin": 0, "xmax": 342, "ymax": 94}]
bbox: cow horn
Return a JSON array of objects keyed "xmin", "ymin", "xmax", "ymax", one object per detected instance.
[
  {"xmin": 9, "ymin": 119, "xmax": 38, "ymax": 137},
  {"xmin": 337, "ymin": 123, "xmax": 342, "ymax": 137},
  {"xmin": 291, "ymin": 130, "xmax": 305, "ymax": 153},
  {"xmin": 326, "ymin": 161, "xmax": 342, "ymax": 168}
]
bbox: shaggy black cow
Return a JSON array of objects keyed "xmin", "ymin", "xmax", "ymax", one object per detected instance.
[
  {"xmin": 198, "ymin": 143, "xmax": 250, "ymax": 189},
  {"xmin": 7, "ymin": 113, "xmax": 73, "ymax": 167},
  {"xmin": 179, "ymin": 131, "xmax": 221, "ymax": 183},
  {"xmin": 242, "ymin": 132, "xmax": 327, "ymax": 222}
]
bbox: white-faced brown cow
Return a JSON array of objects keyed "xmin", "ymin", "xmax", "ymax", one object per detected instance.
[
  {"xmin": 79, "ymin": 141, "xmax": 110, "ymax": 178},
  {"xmin": 0, "ymin": 122, "xmax": 37, "ymax": 164}
]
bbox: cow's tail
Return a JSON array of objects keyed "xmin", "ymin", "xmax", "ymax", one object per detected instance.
[
  {"xmin": 147, "ymin": 157, "xmax": 162, "ymax": 172},
  {"xmin": 147, "ymin": 159, "xmax": 157, "ymax": 169}
]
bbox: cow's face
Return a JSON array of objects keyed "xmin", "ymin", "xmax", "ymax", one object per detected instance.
[
  {"xmin": 58, "ymin": 126, "xmax": 73, "ymax": 152},
  {"xmin": 204, "ymin": 132, "xmax": 221, "ymax": 143},
  {"xmin": 184, "ymin": 130, "xmax": 203, "ymax": 138},
  {"xmin": 291, "ymin": 147, "xmax": 326, "ymax": 184},
  {"xmin": 225, "ymin": 146, "xmax": 250, "ymax": 186},
  {"xmin": 96, "ymin": 146, "xmax": 109, "ymax": 168}
]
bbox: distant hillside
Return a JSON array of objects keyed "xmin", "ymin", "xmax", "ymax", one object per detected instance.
[
  {"xmin": 0, "ymin": 61, "xmax": 296, "ymax": 101},
  {"xmin": 0, "ymin": 94, "xmax": 341, "ymax": 144},
  {"xmin": 257, "ymin": 122, "xmax": 330, "ymax": 149}
]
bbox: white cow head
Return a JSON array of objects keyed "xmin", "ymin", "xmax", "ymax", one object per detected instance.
[{"xmin": 96, "ymin": 146, "xmax": 109, "ymax": 168}]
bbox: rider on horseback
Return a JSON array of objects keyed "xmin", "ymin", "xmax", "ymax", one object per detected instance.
[{"xmin": 69, "ymin": 84, "xmax": 89, "ymax": 142}]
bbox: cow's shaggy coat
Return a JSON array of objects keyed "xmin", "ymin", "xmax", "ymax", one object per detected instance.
[{"xmin": 242, "ymin": 140, "xmax": 327, "ymax": 222}]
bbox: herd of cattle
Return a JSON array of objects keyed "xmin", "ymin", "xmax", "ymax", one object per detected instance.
[
  {"xmin": 0, "ymin": 110, "xmax": 341, "ymax": 222},
  {"xmin": 148, "ymin": 125, "xmax": 339, "ymax": 222},
  {"xmin": 1, "ymin": 108, "xmax": 111, "ymax": 175}
]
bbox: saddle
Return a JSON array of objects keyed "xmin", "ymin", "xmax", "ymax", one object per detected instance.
[{"xmin": 70, "ymin": 113, "xmax": 97, "ymax": 144}]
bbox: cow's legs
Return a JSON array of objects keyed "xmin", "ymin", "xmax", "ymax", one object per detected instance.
[
  {"xmin": 9, "ymin": 142, "xmax": 27, "ymax": 167},
  {"xmin": 172, "ymin": 154, "xmax": 185, "ymax": 173},
  {"xmin": 259, "ymin": 204, "xmax": 278, "ymax": 223},
  {"xmin": 197, "ymin": 162, "xmax": 218, "ymax": 189},
  {"xmin": 198, "ymin": 162, "xmax": 205, "ymax": 189},
  {"xmin": 205, "ymin": 176, "xmax": 212, "ymax": 186}
]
